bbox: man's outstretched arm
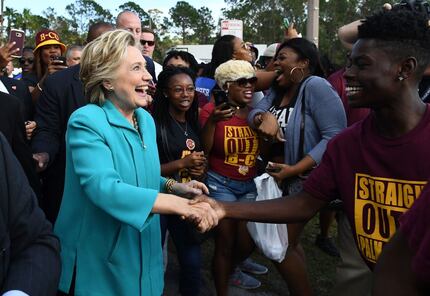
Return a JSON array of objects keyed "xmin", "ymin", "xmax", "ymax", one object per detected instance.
[{"xmin": 195, "ymin": 190, "xmax": 326, "ymax": 225}]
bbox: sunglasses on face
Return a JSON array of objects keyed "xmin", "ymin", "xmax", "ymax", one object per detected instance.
[
  {"xmin": 140, "ymin": 40, "xmax": 155, "ymax": 46},
  {"xmin": 231, "ymin": 76, "xmax": 258, "ymax": 87},
  {"xmin": 19, "ymin": 58, "xmax": 34, "ymax": 65}
]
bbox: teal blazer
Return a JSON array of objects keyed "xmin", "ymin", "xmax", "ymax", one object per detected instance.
[{"xmin": 55, "ymin": 100, "xmax": 166, "ymax": 295}]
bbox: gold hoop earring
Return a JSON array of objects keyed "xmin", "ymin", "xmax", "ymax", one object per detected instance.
[{"xmin": 290, "ymin": 67, "xmax": 305, "ymax": 84}]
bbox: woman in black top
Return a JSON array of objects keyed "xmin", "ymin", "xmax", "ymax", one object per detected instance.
[{"xmin": 152, "ymin": 66, "xmax": 206, "ymax": 296}]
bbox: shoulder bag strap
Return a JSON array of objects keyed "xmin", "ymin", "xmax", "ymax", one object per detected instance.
[{"xmin": 298, "ymin": 77, "xmax": 313, "ymax": 159}]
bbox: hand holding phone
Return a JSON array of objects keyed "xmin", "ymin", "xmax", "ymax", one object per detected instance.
[
  {"xmin": 213, "ymin": 89, "xmax": 230, "ymax": 109},
  {"xmin": 8, "ymin": 29, "xmax": 25, "ymax": 58},
  {"xmin": 283, "ymin": 19, "xmax": 299, "ymax": 41},
  {"xmin": 51, "ymin": 56, "xmax": 67, "ymax": 65},
  {"xmin": 265, "ymin": 164, "xmax": 282, "ymax": 173},
  {"xmin": 47, "ymin": 56, "xmax": 68, "ymax": 75},
  {"xmin": 283, "ymin": 17, "xmax": 290, "ymax": 29}
]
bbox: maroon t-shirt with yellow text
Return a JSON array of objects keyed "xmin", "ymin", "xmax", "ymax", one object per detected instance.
[
  {"xmin": 200, "ymin": 103, "xmax": 259, "ymax": 181},
  {"xmin": 304, "ymin": 105, "xmax": 430, "ymax": 269},
  {"xmin": 400, "ymin": 179, "xmax": 430, "ymax": 282}
]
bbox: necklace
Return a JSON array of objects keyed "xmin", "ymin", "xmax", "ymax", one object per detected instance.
[
  {"xmin": 132, "ymin": 113, "xmax": 146, "ymax": 149},
  {"xmin": 169, "ymin": 113, "xmax": 195, "ymax": 150},
  {"xmin": 132, "ymin": 113, "xmax": 139, "ymax": 132}
]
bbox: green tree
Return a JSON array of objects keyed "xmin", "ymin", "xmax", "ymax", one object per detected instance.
[
  {"xmin": 3, "ymin": 7, "xmax": 50, "ymax": 45},
  {"xmin": 168, "ymin": 1, "xmax": 199, "ymax": 44},
  {"xmin": 118, "ymin": 2, "xmax": 150, "ymax": 27},
  {"xmin": 42, "ymin": 7, "xmax": 81, "ymax": 45},
  {"xmin": 222, "ymin": 0, "xmax": 306, "ymax": 44},
  {"xmin": 3, "ymin": 7, "xmax": 19, "ymax": 32},
  {"xmin": 222, "ymin": 0, "xmax": 389, "ymax": 68},
  {"xmin": 66, "ymin": 0, "xmax": 113, "ymax": 35},
  {"xmin": 147, "ymin": 9, "xmax": 164, "ymax": 31},
  {"xmin": 318, "ymin": 0, "xmax": 361, "ymax": 68},
  {"xmin": 193, "ymin": 7, "xmax": 216, "ymax": 43}
]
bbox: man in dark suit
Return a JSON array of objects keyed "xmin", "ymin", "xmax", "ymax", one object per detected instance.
[
  {"xmin": 31, "ymin": 64, "xmax": 85, "ymax": 222},
  {"xmin": 0, "ymin": 132, "xmax": 60, "ymax": 296},
  {"xmin": 0, "ymin": 76, "xmax": 33, "ymax": 121},
  {"xmin": 0, "ymin": 92, "xmax": 40, "ymax": 198},
  {"xmin": 31, "ymin": 22, "xmax": 114, "ymax": 223}
]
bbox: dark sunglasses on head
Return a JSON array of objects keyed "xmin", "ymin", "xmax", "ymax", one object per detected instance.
[
  {"xmin": 232, "ymin": 76, "xmax": 258, "ymax": 87},
  {"xmin": 19, "ymin": 58, "xmax": 34, "ymax": 65},
  {"xmin": 140, "ymin": 40, "xmax": 155, "ymax": 46}
]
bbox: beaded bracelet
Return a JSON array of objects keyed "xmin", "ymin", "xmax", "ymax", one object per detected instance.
[{"xmin": 165, "ymin": 178, "xmax": 177, "ymax": 193}]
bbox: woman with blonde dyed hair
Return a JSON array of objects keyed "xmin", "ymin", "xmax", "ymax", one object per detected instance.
[
  {"xmin": 199, "ymin": 59, "xmax": 261, "ymax": 295},
  {"xmin": 54, "ymin": 30, "xmax": 218, "ymax": 296}
]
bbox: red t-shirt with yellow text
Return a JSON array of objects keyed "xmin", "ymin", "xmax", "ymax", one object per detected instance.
[
  {"xmin": 200, "ymin": 103, "xmax": 259, "ymax": 181},
  {"xmin": 400, "ymin": 179, "xmax": 430, "ymax": 282},
  {"xmin": 304, "ymin": 105, "xmax": 430, "ymax": 269}
]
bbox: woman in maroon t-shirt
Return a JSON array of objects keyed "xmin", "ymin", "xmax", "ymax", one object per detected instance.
[{"xmin": 199, "ymin": 60, "xmax": 260, "ymax": 295}]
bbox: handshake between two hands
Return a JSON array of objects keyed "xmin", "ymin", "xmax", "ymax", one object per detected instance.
[
  {"xmin": 171, "ymin": 180, "xmax": 225, "ymax": 233},
  {"xmin": 185, "ymin": 195, "xmax": 225, "ymax": 233}
]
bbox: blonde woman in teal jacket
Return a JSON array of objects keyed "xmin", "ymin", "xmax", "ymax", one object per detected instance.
[{"xmin": 54, "ymin": 30, "xmax": 217, "ymax": 296}]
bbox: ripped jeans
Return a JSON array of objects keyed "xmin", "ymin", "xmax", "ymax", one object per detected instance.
[{"xmin": 206, "ymin": 170, "xmax": 257, "ymax": 202}]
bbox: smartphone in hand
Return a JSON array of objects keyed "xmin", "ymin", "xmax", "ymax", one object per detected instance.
[
  {"xmin": 266, "ymin": 162, "xmax": 282, "ymax": 173},
  {"xmin": 9, "ymin": 29, "xmax": 25, "ymax": 58},
  {"xmin": 51, "ymin": 56, "xmax": 67, "ymax": 66},
  {"xmin": 266, "ymin": 166, "xmax": 281, "ymax": 173},
  {"xmin": 283, "ymin": 18, "xmax": 290, "ymax": 29},
  {"xmin": 213, "ymin": 89, "xmax": 231, "ymax": 110}
]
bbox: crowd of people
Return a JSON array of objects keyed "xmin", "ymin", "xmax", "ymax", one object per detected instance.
[{"xmin": 0, "ymin": 2, "xmax": 429, "ymax": 296}]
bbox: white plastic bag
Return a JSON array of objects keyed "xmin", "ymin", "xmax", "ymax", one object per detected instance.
[{"xmin": 247, "ymin": 173, "xmax": 289, "ymax": 262}]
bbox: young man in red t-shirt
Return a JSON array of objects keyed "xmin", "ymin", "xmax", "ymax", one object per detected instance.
[
  {"xmin": 373, "ymin": 179, "xmax": 430, "ymax": 295},
  {"xmin": 196, "ymin": 7, "xmax": 430, "ymax": 295}
]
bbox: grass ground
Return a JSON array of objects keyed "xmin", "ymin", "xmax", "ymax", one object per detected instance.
[{"xmin": 165, "ymin": 215, "xmax": 340, "ymax": 295}]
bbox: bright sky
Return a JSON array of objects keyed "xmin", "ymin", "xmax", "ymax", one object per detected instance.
[{"xmin": 6, "ymin": 0, "xmax": 227, "ymax": 22}]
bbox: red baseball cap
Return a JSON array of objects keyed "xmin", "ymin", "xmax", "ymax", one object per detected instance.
[{"xmin": 34, "ymin": 29, "xmax": 66, "ymax": 53}]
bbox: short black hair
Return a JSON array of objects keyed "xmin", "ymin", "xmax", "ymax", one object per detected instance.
[
  {"xmin": 358, "ymin": 8, "xmax": 430, "ymax": 75},
  {"xmin": 275, "ymin": 38, "xmax": 325, "ymax": 77},
  {"xmin": 162, "ymin": 50, "xmax": 199, "ymax": 73},
  {"xmin": 142, "ymin": 27, "xmax": 156, "ymax": 37},
  {"xmin": 202, "ymin": 35, "xmax": 236, "ymax": 79},
  {"xmin": 87, "ymin": 21, "xmax": 114, "ymax": 43}
]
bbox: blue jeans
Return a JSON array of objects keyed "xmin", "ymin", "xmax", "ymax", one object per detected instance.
[
  {"xmin": 160, "ymin": 215, "xmax": 201, "ymax": 296},
  {"xmin": 206, "ymin": 170, "xmax": 257, "ymax": 202}
]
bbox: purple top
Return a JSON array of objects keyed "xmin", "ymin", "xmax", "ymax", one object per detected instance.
[
  {"xmin": 304, "ymin": 105, "xmax": 430, "ymax": 269},
  {"xmin": 400, "ymin": 180, "xmax": 430, "ymax": 282}
]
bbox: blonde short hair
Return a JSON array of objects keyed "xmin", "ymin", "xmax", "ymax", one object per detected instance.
[
  {"xmin": 80, "ymin": 29, "xmax": 137, "ymax": 105},
  {"xmin": 214, "ymin": 60, "xmax": 256, "ymax": 90}
]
